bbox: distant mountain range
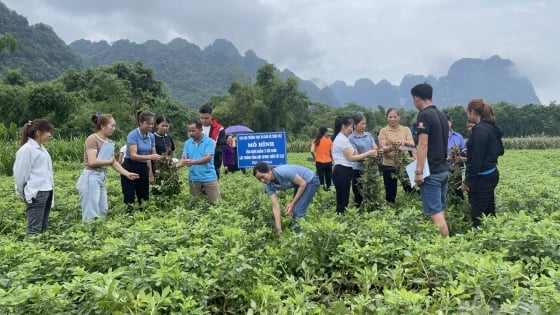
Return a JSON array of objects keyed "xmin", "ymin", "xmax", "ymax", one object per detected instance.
[{"xmin": 1, "ymin": 2, "xmax": 541, "ymax": 108}]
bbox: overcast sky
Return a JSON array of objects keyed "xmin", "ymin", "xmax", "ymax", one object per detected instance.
[{"xmin": 3, "ymin": 0, "xmax": 559, "ymax": 103}]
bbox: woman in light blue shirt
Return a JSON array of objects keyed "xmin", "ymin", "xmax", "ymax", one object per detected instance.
[
  {"xmin": 253, "ymin": 162, "xmax": 320, "ymax": 234},
  {"xmin": 13, "ymin": 119, "xmax": 55, "ymax": 234},
  {"xmin": 349, "ymin": 113, "xmax": 378, "ymax": 208},
  {"xmin": 121, "ymin": 110, "xmax": 162, "ymax": 212}
]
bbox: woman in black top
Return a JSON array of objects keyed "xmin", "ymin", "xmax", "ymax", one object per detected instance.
[
  {"xmin": 152, "ymin": 116, "xmax": 175, "ymax": 178},
  {"xmin": 460, "ymin": 99, "xmax": 504, "ymax": 228},
  {"xmin": 154, "ymin": 116, "xmax": 175, "ymax": 156}
]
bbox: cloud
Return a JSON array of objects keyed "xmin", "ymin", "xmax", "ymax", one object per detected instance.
[{"xmin": 3, "ymin": 0, "xmax": 559, "ymax": 102}]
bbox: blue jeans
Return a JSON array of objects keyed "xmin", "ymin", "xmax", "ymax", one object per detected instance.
[
  {"xmin": 292, "ymin": 176, "xmax": 320, "ymax": 219},
  {"xmin": 292, "ymin": 176, "xmax": 320, "ymax": 232},
  {"xmin": 420, "ymin": 171, "xmax": 449, "ymax": 216},
  {"xmin": 77, "ymin": 170, "xmax": 108, "ymax": 221}
]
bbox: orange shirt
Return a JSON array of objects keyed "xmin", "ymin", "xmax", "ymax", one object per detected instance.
[{"xmin": 312, "ymin": 137, "xmax": 333, "ymax": 163}]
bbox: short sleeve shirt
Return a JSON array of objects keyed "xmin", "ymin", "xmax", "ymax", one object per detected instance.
[
  {"xmin": 379, "ymin": 125, "xmax": 413, "ymax": 167},
  {"xmin": 417, "ymin": 105, "xmax": 449, "ymax": 174},
  {"xmin": 126, "ymin": 128, "xmax": 155, "ymax": 162},
  {"xmin": 349, "ymin": 132, "xmax": 375, "ymax": 171},
  {"xmin": 83, "ymin": 134, "xmax": 113, "ymax": 169},
  {"xmin": 332, "ymin": 133, "xmax": 353, "ymax": 167},
  {"xmin": 182, "ymin": 135, "xmax": 217, "ymax": 182},
  {"xmin": 265, "ymin": 165, "xmax": 316, "ymax": 195}
]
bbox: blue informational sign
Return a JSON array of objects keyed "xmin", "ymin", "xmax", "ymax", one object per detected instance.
[{"xmin": 236, "ymin": 132, "xmax": 287, "ymax": 168}]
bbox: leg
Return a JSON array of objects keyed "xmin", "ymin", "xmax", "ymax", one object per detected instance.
[
  {"xmin": 420, "ymin": 172, "xmax": 449, "ymax": 237},
  {"xmin": 382, "ymin": 166, "xmax": 397, "ymax": 203},
  {"xmin": 324, "ymin": 163, "xmax": 333, "ymax": 190},
  {"xmin": 352, "ymin": 169, "xmax": 364, "ymax": 207},
  {"xmin": 41, "ymin": 191, "xmax": 53, "ymax": 233},
  {"xmin": 136, "ymin": 163, "xmax": 150, "ymax": 205},
  {"xmin": 121, "ymin": 160, "xmax": 138, "ymax": 206},
  {"xmin": 430, "ymin": 212, "xmax": 449, "ymax": 237},
  {"xmin": 292, "ymin": 177, "xmax": 320, "ymax": 233},
  {"xmin": 316, "ymin": 162, "xmax": 325, "ymax": 188},
  {"xmin": 292, "ymin": 176, "xmax": 320, "ymax": 219},
  {"xmin": 333, "ymin": 166, "xmax": 352, "ymax": 214},
  {"xmin": 77, "ymin": 171, "xmax": 103, "ymax": 221},
  {"xmin": 202, "ymin": 181, "xmax": 221, "ymax": 204},
  {"xmin": 468, "ymin": 171, "xmax": 499, "ymax": 228},
  {"xmin": 189, "ymin": 182, "xmax": 204, "ymax": 200},
  {"xmin": 25, "ymin": 191, "xmax": 51, "ymax": 234},
  {"xmin": 99, "ymin": 174, "xmax": 108, "ymax": 217},
  {"xmin": 214, "ymin": 154, "xmax": 222, "ymax": 180}
]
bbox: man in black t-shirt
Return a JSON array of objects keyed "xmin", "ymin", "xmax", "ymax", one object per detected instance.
[{"xmin": 411, "ymin": 83, "xmax": 450, "ymax": 237}]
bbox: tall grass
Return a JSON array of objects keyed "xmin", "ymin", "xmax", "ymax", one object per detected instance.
[{"xmin": 502, "ymin": 136, "xmax": 560, "ymax": 150}]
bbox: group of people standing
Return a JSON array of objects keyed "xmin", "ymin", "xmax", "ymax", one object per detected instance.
[
  {"xmin": 304, "ymin": 83, "xmax": 504, "ymax": 236},
  {"xmin": 13, "ymin": 104, "xmax": 232, "ymax": 234},
  {"xmin": 12, "ymin": 84, "xmax": 504, "ymax": 237}
]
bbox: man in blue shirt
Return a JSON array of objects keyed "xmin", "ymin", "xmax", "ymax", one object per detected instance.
[
  {"xmin": 253, "ymin": 162, "xmax": 320, "ymax": 234},
  {"xmin": 446, "ymin": 114, "xmax": 467, "ymax": 199},
  {"xmin": 178, "ymin": 119, "xmax": 221, "ymax": 204}
]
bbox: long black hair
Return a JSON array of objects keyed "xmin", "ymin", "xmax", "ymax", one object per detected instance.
[
  {"xmin": 313, "ymin": 126, "xmax": 328, "ymax": 145},
  {"xmin": 333, "ymin": 115, "xmax": 352, "ymax": 140}
]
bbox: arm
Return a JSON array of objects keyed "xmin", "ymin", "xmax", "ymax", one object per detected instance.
[
  {"xmin": 414, "ymin": 133, "xmax": 428, "ymax": 185},
  {"xmin": 270, "ymin": 193, "xmax": 283, "ymax": 235},
  {"xmin": 215, "ymin": 129, "xmax": 227, "ymax": 154},
  {"xmin": 85, "ymin": 150, "xmax": 114, "ymax": 168},
  {"xmin": 285, "ymin": 174, "xmax": 307, "ymax": 215},
  {"xmin": 343, "ymin": 147, "xmax": 375, "ymax": 162},
  {"xmin": 310, "ymin": 141, "xmax": 316, "ymax": 159},
  {"xmin": 13, "ymin": 148, "xmax": 31, "ymax": 199},
  {"xmin": 128, "ymin": 144, "xmax": 160, "ymax": 162},
  {"xmin": 111, "ymin": 160, "xmax": 139, "ymax": 180},
  {"xmin": 147, "ymin": 147, "xmax": 157, "ymax": 183},
  {"xmin": 463, "ymin": 130, "xmax": 486, "ymax": 188},
  {"xmin": 179, "ymin": 153, "xmax": 212, "ymax": 168}
]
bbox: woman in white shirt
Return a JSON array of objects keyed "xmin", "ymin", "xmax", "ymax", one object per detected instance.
[
  {"xmin": 13, "ymin": 119, "xmax": 55, "ymax": 234},
  {"xmin": 331, "ymin": 115, "xmax": 377, "ymax": 214}
]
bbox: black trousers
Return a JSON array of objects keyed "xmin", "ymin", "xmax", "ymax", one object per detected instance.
[
  {"xmin": 352, "ymin": 169, "xmax": 364, "ymax": 207},
  {"xmin": 333, "ymin": 165, "xmax": 353, "ymax": 214},
  {"xmin": 121, "ymin": 159, "xmax": 150, "ymax": 205},
  {"xmin": 381, "ymin": 165, "xmax": 413, "ymax": 203},
  {"xmin": 214, "ymin": 153, "xmax": 223, "ymax": 179},
  {"xmin": 315, "ymin": 161, "xmax": 333, "ymax": 190},
  {"xmin": 468, "ymin": 169, "xmax": 499, "ymax": 228}
]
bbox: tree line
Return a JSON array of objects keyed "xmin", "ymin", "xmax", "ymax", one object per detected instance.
[{"xmin": 1, "ymin": 60, "xmax": 559, "ymax": 142}]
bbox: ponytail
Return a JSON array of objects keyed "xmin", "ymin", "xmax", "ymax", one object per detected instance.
[{"xmin": 20, "ymin": 119, "xmax": 54, "ymax": 147}]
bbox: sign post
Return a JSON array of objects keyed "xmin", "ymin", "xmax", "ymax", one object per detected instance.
[{"xmin": 236, "ymin": 132, "xmax": 287, "ymax": 168}]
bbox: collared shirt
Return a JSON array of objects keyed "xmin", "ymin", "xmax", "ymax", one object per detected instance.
[
  {"xmin": 332, "ymin": 133, "xmax": 353, "ymax": 167},
  {"xmin": 182, "ymin": 135, "xmax": 216, "ymax": 182},
  {"xmin": 349, "ymin": 131, "xmax": 375, "ymax": 171},
  {"xmin": 13, "ymin": 138, "xmax": 54, "ymax": 204},
  {"xmin": 264, "ymin": 165, "xmax": 316, "ymax": 196},
  {"xmin": 379, "ymin": 125, "xmax": 413, "ymax": 167},
  {"xmin": 447, "ymin": 130, "xmax": 466, "ymax": 155},
  {"xmin": 154, "ymin": 132, "xmax": 175, "ymax": 155},
  {"xmin": 126, "ymin": 128, "xmax": 155, "ymax": 162}
]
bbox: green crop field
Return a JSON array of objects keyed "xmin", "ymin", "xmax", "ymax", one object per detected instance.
[{"xmin": 0, "ymin": 146, "xmax": 559, "ymax": 314}]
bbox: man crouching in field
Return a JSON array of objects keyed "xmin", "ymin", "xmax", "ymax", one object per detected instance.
[{"xmin": 253, "ymin": 162, "xmax": 320, "ymax": 235}]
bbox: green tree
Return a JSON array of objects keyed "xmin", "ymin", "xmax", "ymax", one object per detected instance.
[{"xmin": 0, "ymin": 33, "xmax": 17, "ymax": 53}]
